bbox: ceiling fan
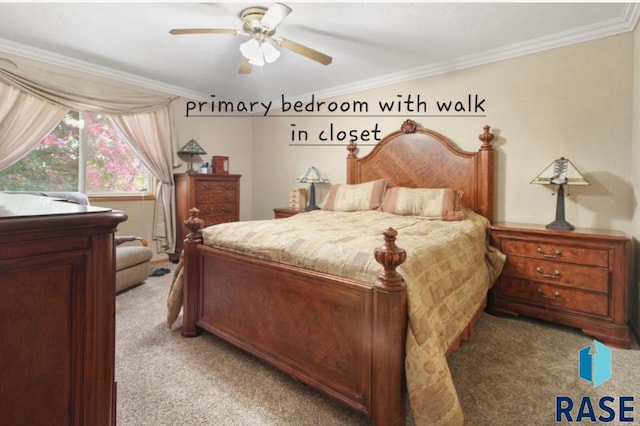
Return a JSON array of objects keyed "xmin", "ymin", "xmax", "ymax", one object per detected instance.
[{"xmin": 169, "ymin": 3, "xmax": 333, "ymax": 74}]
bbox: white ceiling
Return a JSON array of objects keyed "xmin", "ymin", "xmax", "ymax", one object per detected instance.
[{"xmin": 0, "ymin": 2, "xmax": 638, "ymax": 104}]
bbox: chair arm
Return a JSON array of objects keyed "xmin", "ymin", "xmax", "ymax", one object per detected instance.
[{"xmin": 115, "ymin": 235, "xmax": 149, "ymax": 246}]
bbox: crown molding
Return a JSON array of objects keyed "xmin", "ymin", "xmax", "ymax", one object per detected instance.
[
  {"xmin": 0, "ymin": 37, "xmax": 203, "ymax": 100},
  {"xmin": 282, "ymin": 3, "xmax": 640, "ymax": 105}
]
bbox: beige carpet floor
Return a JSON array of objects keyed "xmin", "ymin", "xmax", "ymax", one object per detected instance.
[{"xmin": 116, "ymin": 264, "xmax": 640, "ymax": 425}]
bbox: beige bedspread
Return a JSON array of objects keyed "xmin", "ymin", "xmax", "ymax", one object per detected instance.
[{"xmin": 180, "ymin": 210, "xmax": 504, "ymax": 425}]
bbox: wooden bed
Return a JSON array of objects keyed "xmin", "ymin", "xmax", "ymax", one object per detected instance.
[{"xmin": 180, "ymin": 119, "xmax": 496, "ymax": 425}]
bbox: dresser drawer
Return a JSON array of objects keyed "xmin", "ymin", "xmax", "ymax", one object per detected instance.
[
  {"xmin": 199, "ymin": 204, "xmax": 238, "ymax": 226},
  {"xmin": 501, "ymin": 239, "xmax": 608, "ymax": 267},
  {"xmin": 502, "ymin": 256, "xmax": 608, "ymax": 293},
  {"xmin": 196, "ymin": 181, "xmax": 238, "ymax": 203},
  {"xmin": 497, "ymin": 277, "xmax": 609, "ymax": 317}
]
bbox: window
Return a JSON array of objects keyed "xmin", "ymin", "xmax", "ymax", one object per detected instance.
[{"xmin": 0, "ymin": 111, "xmax": 153, "ymax": 198}]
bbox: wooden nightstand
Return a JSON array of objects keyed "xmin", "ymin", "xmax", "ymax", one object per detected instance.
[
  {"xmin": 273, "ymin": 207, "xmax": 307, "ymax": 219},
  {"xmin": 488, "ymin": 223, "xmax": 631, "ymax": 348}
]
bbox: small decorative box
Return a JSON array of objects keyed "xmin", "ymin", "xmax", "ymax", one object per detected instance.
[{"xmin": 211, "ymin": 156, "xmax": 229, "ymax": 174}]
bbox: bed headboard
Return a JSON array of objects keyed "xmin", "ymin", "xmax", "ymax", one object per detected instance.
[{"xmin": 346, "ymin": 119, "xmax": 495, "ymax": 221}]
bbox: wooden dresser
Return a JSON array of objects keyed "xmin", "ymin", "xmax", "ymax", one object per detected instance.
[
  {"xmin": 0, "ymin": 193, "xmax": 127, "ymax": 425},
  {"xmin": 488, "ymin": 223, "xmax": 631, "ymax": 348},
  {"xmin": 174, "ymin": 173, "xmax": 241, "ymax": 256}
]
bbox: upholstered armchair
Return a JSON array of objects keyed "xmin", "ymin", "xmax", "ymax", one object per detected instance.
[{"xmin": 115, "ymin": 235, "xmax": 153, "ymax": 293}]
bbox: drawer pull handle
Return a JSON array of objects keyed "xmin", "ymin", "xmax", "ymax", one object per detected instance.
[
  {"xmin": 537, "ymin": 247, "xmax": 561, "ymax": 258},
  {"xmin": 222, "ymin": 208, "xmax": 232, "ymax": 213},
  {"xmin": 222, "ymin": 184, "xmax": 233, "ymax": 190},
  {"xmin": 203, "ymin": 184, "xmax": 214, "ymax": 190},
  {"xmin": 536, "ymin": 267, "xmax": 561, "ymax": 279},
  {"xmin": 537, "ymin": 287, "xmax": 561, "ymax": 300}
]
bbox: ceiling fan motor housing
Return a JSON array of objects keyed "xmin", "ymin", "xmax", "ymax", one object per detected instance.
[{"xmin": 241, "ymin": 7, "xmax": 276, "ymax": 41}]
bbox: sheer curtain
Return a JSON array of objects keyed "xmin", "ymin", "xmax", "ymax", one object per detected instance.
[
  {"xmin": 0, "ymin": 56, "xmax": 179, "ymax": 252},
  {"xmin": 0, "ymin": 81, "xmax": 68, "ymax": 171},
  {"xmin": 111, "ymin": 107, "xmax": 176, "ymax": 252}
]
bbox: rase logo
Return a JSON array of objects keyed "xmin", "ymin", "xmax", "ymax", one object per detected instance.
[
  {"xmin": 555, "ymin": 340, "xmax": 635, "ymax": 423},
  {"xmin": 579, "ymin": 340, "xmax": 611, "ymax": 387}
]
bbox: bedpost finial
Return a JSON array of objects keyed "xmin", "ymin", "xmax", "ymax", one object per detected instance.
[
  {"xmin": 184, "ymin": 207, "xmax": 204, "ymax": 243},
  {"xmin": 347, "ymin": 141, "xmax": 357, "ymax": 157},
  {"xmin": 400, "ymin": 119, "xmax": 417, "ymax": 134},
  {"xmin": 374, "ymin": 227, "xmax": 407, "ymax": 290},
  {"xmin": 479, "ymin": 125, "xmax": 494, "ymax": 149}
]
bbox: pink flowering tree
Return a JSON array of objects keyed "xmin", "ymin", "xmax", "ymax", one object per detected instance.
[{"xmin": 0, "ymin": 112, "xmax": 149, "ymax": 193}]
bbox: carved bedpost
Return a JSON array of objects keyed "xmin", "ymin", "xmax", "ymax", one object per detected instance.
[
  {"xmin": 372, "ymin": 228, "xmax": 408, "ymax": 426},
  {"xmin": 477, "ymin": 125, "xmax": 495, "ymax": 222},
  {"xmin": 182, "ymin": 207, "xmax": 204, "ymax": 337},
  {"xmin": 346, "ymin": 141, "xmax": 357, "ymax": 184}
]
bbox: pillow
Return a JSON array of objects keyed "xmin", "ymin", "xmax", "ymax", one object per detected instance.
[
  {"xmin": 380, "ymin": 187, "xmax": 464, "ymax": 220},
  {"xmin": 322, "ymin": 179, "xmax": 388, "ymax": 211}
]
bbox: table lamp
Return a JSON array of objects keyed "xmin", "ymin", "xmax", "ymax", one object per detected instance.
[
  {"xmin": 530, "ymin": 157, "xmax": 589, "ymax": 230},
  {"xmin": 177, "ymin": 139, "xmax": 207, "ymax": 173},
  {"xmin": 296, "ymin": 166, "xmax": 329, "ymax": 210}
]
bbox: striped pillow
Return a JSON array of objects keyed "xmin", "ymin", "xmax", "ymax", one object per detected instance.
[
  {"xmin": 381, "ymin": 187, "xmax": 464, "ymax": 220},
  {"xmin": 322, "ymin": 179, "xmax": 388, "ymax": 211}
]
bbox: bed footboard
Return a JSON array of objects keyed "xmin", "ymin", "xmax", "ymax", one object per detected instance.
[{"xmin": 181, "ymin": 208, "xmax": 408, "ymax": 425}]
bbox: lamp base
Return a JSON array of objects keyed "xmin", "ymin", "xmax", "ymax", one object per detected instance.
[
  {"xmin": 545, "ymin": 184, "xmax": 575, "ymax": 231},
  {"xmin": 305, "ymin": 182, "xmax": 320, "ymax": 211},
  {"xmin": 185, "ymin": 158, "xmax": 196, "ymax": 174},
  {"xmin": 545, "ymin": 220, "xmax": 575, "ymax": 231}
]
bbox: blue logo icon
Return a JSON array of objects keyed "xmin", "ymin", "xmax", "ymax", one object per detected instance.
[{"xmin": 579, "ymin": 340, "xmax": 611, "ymax": 387}]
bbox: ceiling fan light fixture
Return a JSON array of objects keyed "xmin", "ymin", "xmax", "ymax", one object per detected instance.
[
  {"xmin": 239, "ymin": 38, "xmax": 260, "ymax": 59},
  {"xmin": 262, "ymin": 42, "xmax": 280, "ymax": 63},
  {"xmin": 240, "ymin": 38, "xmax": 280, "ymax": 66},
  {"xmin": 248, "ymin": 54, "xmax": 265, "ymax": 67}
]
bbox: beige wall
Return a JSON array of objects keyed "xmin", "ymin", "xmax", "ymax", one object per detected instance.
[{"xmin": 250, "ymin": 34, "xmax": 634, "ymax": 232}]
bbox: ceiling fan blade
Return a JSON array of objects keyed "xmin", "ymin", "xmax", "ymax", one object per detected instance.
[
  {"xmin": 239, "ymin": 58, "xmax": 252, "ymax": 74},
  {"xmin": 260, "ymin": 3, "xmax": 292, "ymax": 29},
  {"xmin": 278, "ymin": 38, "xmax": 332, "ymax": 65},
  {"xmin": 169, "ymin": 28, "xmax": 238, "ymax": 35}
]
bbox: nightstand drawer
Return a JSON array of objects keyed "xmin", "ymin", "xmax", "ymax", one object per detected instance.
[
  {"xmin": 501, "ymin": 239, "xmax": 608, "ymax": 268},
  {"xmin": 499, "ymin": 277, "xmax": 609, "ymax": 316},
  {"xmin": 502, "ymin": 257, "xmax": 608, "ymax": 293}
]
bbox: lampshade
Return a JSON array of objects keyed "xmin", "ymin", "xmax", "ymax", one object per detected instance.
[
  {"xmin": 177, "ymin": 139, "xmax": 207, "ymax": 173},
  {"xmin": 530, "ymin": 157, "xmax": 589, "ymax": 231},
  {"xmin": 177, "ymin": 139, "xmax": 207, "ymax": 156},
  {"xmin": 240, "ymin": 39, "xmax": 281, "ymax": 66},
  {"xmin": 296, "ymin": 166, "xmax": 329, "ymax": 184},
  {"xmin": 530, "ymin": 157, "xmax": 589, "ymax": 186},
  {"xmin": 296, "ymin": 166, "xmax": 329, "ymax": 211}
]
